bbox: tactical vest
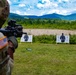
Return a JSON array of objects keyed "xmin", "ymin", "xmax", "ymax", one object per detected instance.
[{"xmin": 0, "ymin": 32, "xmax": 9, "ymax": 75}]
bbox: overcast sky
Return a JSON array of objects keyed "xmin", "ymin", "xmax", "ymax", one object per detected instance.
[{"xmin": 7, "ymin": 0, "xmax": 76, "ymax": 16}]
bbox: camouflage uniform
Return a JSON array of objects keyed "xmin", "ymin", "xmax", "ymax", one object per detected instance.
[
  {"xmin": 0, "ymin": 33, "xmax": 17, "ymax": 75},
  {"xmin": 6, "ymin": 57, "xmax": 14, "ymax": 75},
  {"xmin": 0, "ymin": 32, "xmax": 10, "ymax": 75}
]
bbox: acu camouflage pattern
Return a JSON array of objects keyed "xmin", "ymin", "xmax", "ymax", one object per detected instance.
[
  {"xmin": 0, "ymin": 0, "xmax": 9, "ymax": 28},
  {"xmin": 0, "ymin": 32, "xmax": 9, "ymax": 75}
]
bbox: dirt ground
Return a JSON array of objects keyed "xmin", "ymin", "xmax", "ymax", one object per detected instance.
[{"xmin": 23, "ymin": 29, "xmax": 76, "ymax": 35}]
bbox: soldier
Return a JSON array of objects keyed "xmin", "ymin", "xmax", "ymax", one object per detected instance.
[
  {"xmin": 0, "ymin": 0, "xmax": 18, "ymax": 75},
  {"xmin": 0, "ymin": 0, "xmax": 9, "ymax": 74}
]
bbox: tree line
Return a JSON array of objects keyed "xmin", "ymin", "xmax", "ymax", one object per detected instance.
[{"xmin": 5, "ymin": 18, "xmax": 76, "ymax": 30}]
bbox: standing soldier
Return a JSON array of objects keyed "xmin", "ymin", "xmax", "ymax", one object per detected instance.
[{"xmin": 0, "ymin": 0, "xmax": 18, "ymax": 75}]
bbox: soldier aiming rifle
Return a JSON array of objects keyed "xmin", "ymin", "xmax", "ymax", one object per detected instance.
[{"xmin": 0, "ymin": 0, "xmax": 27, "ymax": 75}]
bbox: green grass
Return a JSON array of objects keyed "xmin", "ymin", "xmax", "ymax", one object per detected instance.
[{"xmin": 12, "ymin": 43, "xmax": 76, "ymax": 75}]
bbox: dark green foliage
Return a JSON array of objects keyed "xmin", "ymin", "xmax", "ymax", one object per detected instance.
[
  {"xmin": 4, "ymin": 18, "xmax": 76, "ymax": 30},
  {"xmin": 33, "ymin": 35, "xmax": 56, "ymax": 44},
  {"xmin": 33, "ymin": 35, "xmax": 76, "ymax": 44},
  {"xmin": 70, "ymin": 35, "xmax": 76, "ymax": 44},
  {"xmin": 16, "ymin": 18, "xmax": 76, "ymax": 30}
]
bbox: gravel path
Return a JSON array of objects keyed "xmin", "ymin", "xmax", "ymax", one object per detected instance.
[{"xmin": 23, "ymin": 29, "xmax": 76, "ymax": 35}]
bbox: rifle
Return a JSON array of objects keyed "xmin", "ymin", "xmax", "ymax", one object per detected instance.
[{"xmin": 0, "ymin": 20, "xmax": 27, "ymax": 37}]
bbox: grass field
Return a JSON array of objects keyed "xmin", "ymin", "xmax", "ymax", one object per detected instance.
[{"xmin": 12, "ymin": 43, "xmax": 76, "ymax": 75}]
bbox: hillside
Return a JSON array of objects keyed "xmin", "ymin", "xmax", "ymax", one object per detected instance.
[{"xmin": 9, "ymin": 13, "xmax": 76, "ymax": 20}]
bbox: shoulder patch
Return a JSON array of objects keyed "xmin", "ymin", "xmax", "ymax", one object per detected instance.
[{"xmin": 0, "ymin": 36, "xmax": 8, "ymax": 49}]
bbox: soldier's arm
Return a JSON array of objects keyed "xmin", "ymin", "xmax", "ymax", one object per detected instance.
[
  {"xmin": 8, "ymin": 41, "xmax": 14, "ymax": 59},
  {"xmin": 8, "ymin": 36, "xmax": 18, "ymax": 59}
]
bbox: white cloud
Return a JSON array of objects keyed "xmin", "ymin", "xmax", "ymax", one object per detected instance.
[
  {"xmin": 19, "ymin": 4, "xmax": 26, "ymax": 7},
  {"xmin": 64, "ymin": 0, "xmax": 69, "ymax": 2},
  {"xmin": 15, "ymin": 10, "xmax": 21, "ymax": 15},
  {"xmin": 42, "ymin": 0, "xmax": 50, "ymax": 3},
  {"xmin": 7, "ymin": 0, "xmax": 76, "ymax": 16},
  {"xmin": 37, "ymin": 3, "xmax": 43, "ymax": 9},
  {"xmin": 37, "ymin": 1, "xmax": 58, "ymax": 9},
  {"xmin": 7, "ymin": 0, "xmax": 11, "ymax": 4},
  {"xmin": 58, "ymin": 0, "xmax": 69, "ymax": 3},
  {"xmin": 13, "ymin": 10, "xmax": 26, "ymax": 15},
  {"xmin": 48, "ymin": 9, "xmax": 68, "ymax": 15}
]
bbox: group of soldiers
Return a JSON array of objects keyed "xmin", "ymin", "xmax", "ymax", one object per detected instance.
[{"xmin": 0, "ymin": 0, "xmax": 18, "ymax": 75}]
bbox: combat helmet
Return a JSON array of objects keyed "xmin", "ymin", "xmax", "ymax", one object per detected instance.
[{"xmin": 0, "ymin": 0, "xmax": 9, "ymax": 28}]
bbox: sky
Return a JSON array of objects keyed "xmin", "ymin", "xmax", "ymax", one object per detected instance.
[{"xmin": 7, "ymin": 0, "xmax": 76, "ymax": 16}]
